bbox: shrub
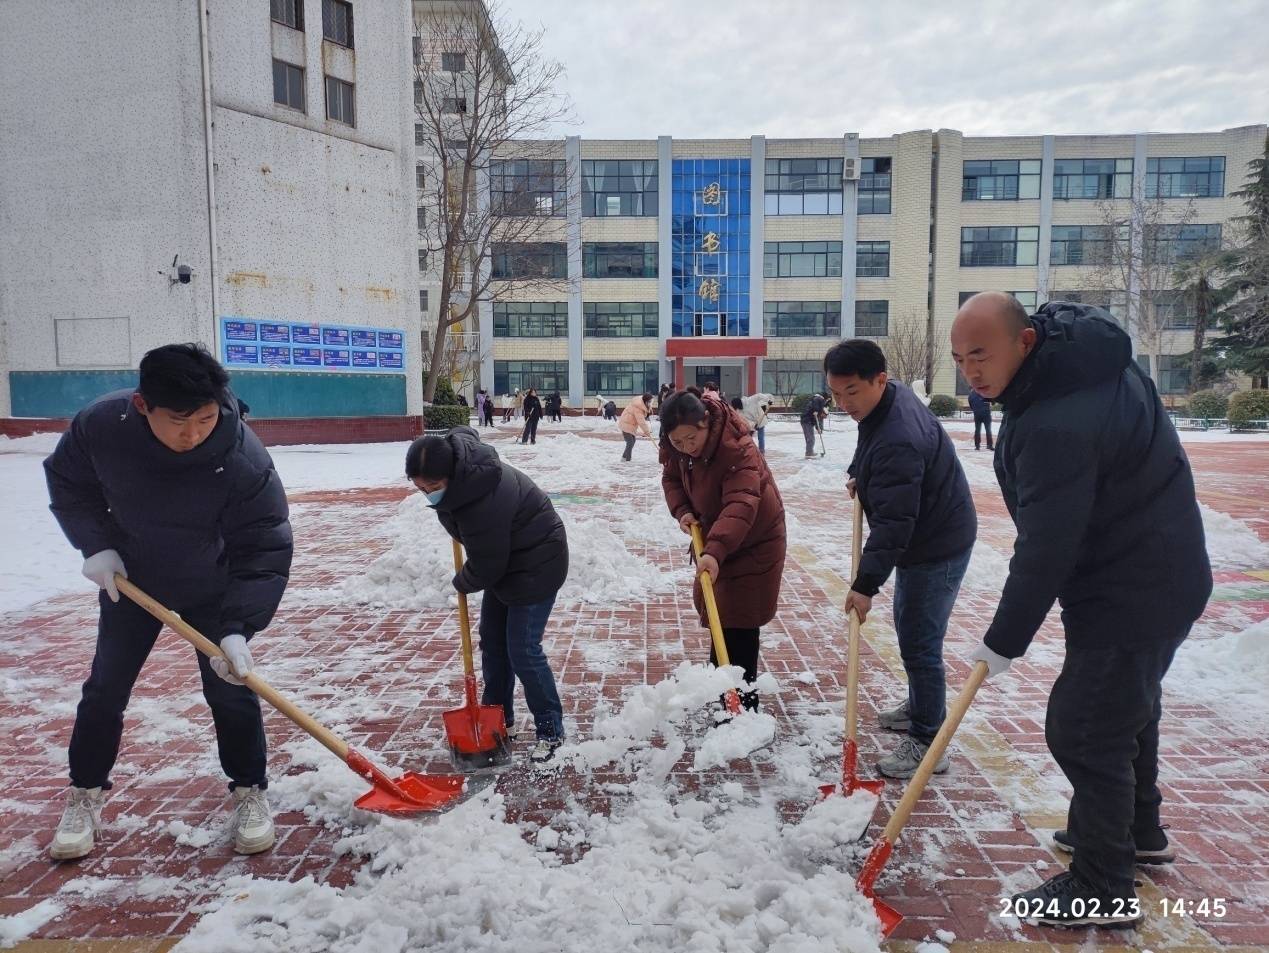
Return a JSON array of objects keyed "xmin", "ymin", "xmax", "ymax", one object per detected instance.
[
  {"xmin": 928, "ymin": 394, "xmax": 959, "ymax": 418},
  {"xmin": 431, "ymin": 377, "xmax": 458, "ymax": 406},
  {"xmin": 1187, "ymin": 389, "xmax": 1229, "ymax": 420},
  {"xmin": 422, "ymin": 405, "xmax": 470, "ymax": 432},
  {"xmin": 790, "ymin": 394, "xmax": 814, "ymax": 415},
  {"xmin": 1228, "ymin": 390, "xmax": 1269, "ymax": 430}
]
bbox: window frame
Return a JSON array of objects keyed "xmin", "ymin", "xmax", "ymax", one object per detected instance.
[
  {"xmin": 492, "ymin": 302, "xmax": 569, "ymax": 338},
  {"xmin": 854, "ymin": 300, "xmax": 889, "ymax": 337},
  {"xmin": 961, "ymin": 159, "xmax": 1041, "ymax": 201},
  {"xmin": 763, "ymin": 300, "xmax": 842, "ymax": 337},
  {"xmin": 494, "ymin": 360, "xmax": 570, "ymax": 396},
  {"xmin": 271, "ymin": 0, "xmax": 303, "ymax": 31},
  {"xmin": 858, "ymin": 157, "xmax": 892, "ymax": 215},
  {"xmin": 959, "ymin": 226, "xmax": 1039, "ymax": 267},
  {"xmin": 583, "ymin": 302, "xmax": 659, "ymax": 338},
  {"xmin": 856, "ymin": 240, "xmax": 890, "ymax": 278},
  {"xmin": 583, "ymin": 242, "xmax": 658, "ymax": 279},
  {"xmin": 441, "ymin": 51, "xmax": 466, "ymax": 72},
  {"xmin": 1052, "ymin": 158, "xmax": 1132, "ymax": 200},
  {"xmin": 1146, "ymin": 156, "xmax": 1225, "ymax": 199},
  {"xmin": 322, "ymin": 0, "xmax": 354, "ymax": 48},
  {"xmin": 763, "ymin": 241, "xmax": 843, "ymax": 278},
  {"xmin": 490, "ymin": 159, "xmax": 567, "ymax": 218},
  {"xmin": 583, "ymin": 361, "xmax": 659, "ymax": 396},
  {"xmin": 324, "ymin": 75, "xmax": 355, "ymax": 126},
  {"xmin": 491, "ymin": 243, "xmax": 569, "ymax": 280},
  {"xmin": 272, "ymin": 58, "xmax": 305, "ymax": 113},
  {"xmin": 763, "ymin": 158, "xmax": 844, "ymax": 216},
  {"xmin": 581, "ymin": 159, "xmax": 659, "ymax": 217}
]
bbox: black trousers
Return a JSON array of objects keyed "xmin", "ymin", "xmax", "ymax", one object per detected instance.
[
  {"xmin": 621, "ymin": 432, "xmax": 637, "ymax": 460},
  {"xmin": 482, "ymin": 405, "xmax": 495, "ymax": 426},
  {"xmin": 521, "ymin": 416, "xmax": 540, "ymax": 443},
  {"xmin": 68, "ymin": 591, "xmax": 268, "ymax": 791},
  {"xmin": 974, "ymin": 417, "xmax": 993, "ymax": 449},
  {"xmin": 708, "ymin": 626, "xmax": 760, "ymax": 684},
  {"xmin": 1047, "ymin": 625, "xmax": 1188, "ymax": 895}
]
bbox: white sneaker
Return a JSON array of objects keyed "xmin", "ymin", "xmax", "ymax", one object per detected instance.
[
  {"xmin": 50, "ymin": 786, "xmax": 105, "ymax": 861},
  {"xmin": 231, "ymin": 786, "xmax": 275, "ymax": 854},
  {"xmin": 876, "ymin": 736, "xmax": 950, "ymax": 779},
  {"xmin": 529, "ymin": 739, "xmax": 563, "ymax": 764}
]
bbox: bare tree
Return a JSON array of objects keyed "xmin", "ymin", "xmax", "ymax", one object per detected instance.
[
  {"xmin": 413, "ymin": 1, "xmax": 571, "ymax": 402},
  {"xmin": 420, "ymin": 327, "xmax": 489, "ymax": 400},
  {"xmin": 886, "ymin": 310, "xmax": 932, "ymax": 390},
  {"xmin": 766, "ymin": 345, "xmax": 823, "ymax": 410}
]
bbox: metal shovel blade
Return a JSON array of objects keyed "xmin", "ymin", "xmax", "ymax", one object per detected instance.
[
  {"xmin": 346, "ymin": 748, "xmax": 465, "ymax": 815},
  {"xmin": 443, "ymin": 701, "xmax": 513, "ymax": 770}
]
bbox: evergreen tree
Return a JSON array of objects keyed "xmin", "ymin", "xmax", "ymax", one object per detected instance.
[{"xmin": 1221, "ymin": 133, "xmax": 1269, "ymax": 383}]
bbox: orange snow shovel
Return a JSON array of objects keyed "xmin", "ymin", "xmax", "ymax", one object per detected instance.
[
  {"xmin": 855, "ymin": 659, "xmax": 989, "ymax": 936},
  {"xmin": 819, "ymin": 497, "xmax": 884, "ymax": 800},
  {"xmin": 115, "ymin": 576, "xmax": 465, "ymax": 815},
  {"xmin": 690, "ymin": 523, "xmax": 743, "ymax": 716},
  {"xmin": 442, "ymin": 540, "xmax": 513, "ymax": 770}
]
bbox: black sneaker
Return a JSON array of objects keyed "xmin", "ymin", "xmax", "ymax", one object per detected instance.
[
  {"xmin": 1053, "ymin": 827, "xmax": 1175, "ymax": 865},
  {"xmin": 1008, "ymin": 870, "xmax": 1142, "ymax": 929}
]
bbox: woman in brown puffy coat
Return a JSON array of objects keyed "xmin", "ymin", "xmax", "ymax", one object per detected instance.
[{"xmin": 659, "ymin": 389, "xmax": 786, "ymax": 709}]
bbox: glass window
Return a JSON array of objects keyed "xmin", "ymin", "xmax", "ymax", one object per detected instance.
[
  {"xmin": 1053, "ymin": 158, "xmax": 1132, "ymax": 199},
  {"xmin": 1156, "ymin": 355, "xmax": 1190, "ymax": 395},
  {"xmin": 441, "ymin": 96, "xmax": 467, "ymax": 114},
  {"xmin": 1049, "ymin": 290, "xmax": 1129, "ymax": 325},
  {"xmin": 763, "ymin": 301, "xmax": 841, "ymax": 337},
  {"xmin": 763, "ymin": 158, "xmax": 843, "ymax": 216},
  {"xmin": 584, "ymin": 361, "xmax": 659, "ymax": 395},
  {"xmin": 762, "ymin": 360, "xmax": 826, "ymax": 398},
  {"xmin": 271, "ymin": 0, "xmax": 303, "ymax": 30},
  {"xmin": 491, "ymin": 243, "xmax": 568, "ymax": 279},
  {"xmin": 495, "ymin": 361, "xmax": 569, "ymax": 396},
  {"xmin": 420, "ymin": 290, "xmax": 428, "ymax": 312},
  {"xmin": 324, "ymin": 76, "xmax": 355, "ymax": 126},
  {"xmin": 322, "ymin": 0, "xmax": 353, "ymax": 47},
  {"xmin": 959, "ymin": 227, "xmax": 1039, "ymax": 267},
  {"xmin": 490, "ymin": 159, "xmax": 566, "ymax": 217},
  {"xmin": 962, "ymin": 159, "xmax": 1041, "ymax": 200},
  {"xmin": 492, "ymin": 302, "xmax": 568, "ymax": 338},
  {"xmin": 859, "ymin": 157, "xmax": 891, "ymax": 214},
  {"xmin": 1151, "ymin": 291, "xmax": 1196, "ymax": 329},
  {"xmin": 763, "ymin": 241, "xmax": 843, "ymax": 278},
  {"xmin": 582, "ymin": 160, "xmax": 658, "ymax": 217},
  {"xmin": 1146, "ymin": 224, "xmax": 1222, "ymax": 263},
  {"xmin": 856, "ymin": 241, "xmax": 890, "ymax": 277},
  {"xmin": 1050, "ymin": 225, "xmax": 1119, "ymax": 266},
  {"xmin": 441, "ymin": 52, "xmax": 466, "ymax": 72},
  {"xmin": 1146, "ymin": 156, "xmax": 1225, "ymax": 198},
  {"xmin": 583, "ymin": 243, "xmax": 658, "ymax": 278},
  {"xmin": 855, "ymin": 300, "xmax": 889, "ymax": 337},
  {"xmin": 583, "ymin": 302, "xmax": 659, "ymax": 337},
  {"xmin": 417, "ymin": 247, "xmax": 427, "ymax": 272},
  {"xmin": 272, "ymin": 59, "xmax": 305, "ymax": 112}
]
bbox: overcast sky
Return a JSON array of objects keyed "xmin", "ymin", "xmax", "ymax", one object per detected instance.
[{"xmin": 508, "ymin": 0, "xmax": 1269, "ymax": 140}]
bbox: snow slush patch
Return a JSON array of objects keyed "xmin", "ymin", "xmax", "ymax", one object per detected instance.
[
  {"xmin": 692, "ymin": 712, "xmax": 777, "ymax": 770},
  {"xmin": 1169, "ymin": 617, "xmax": 1269, "ymax": 717},
  {"xmin": 1200, "ymin": 503, "xmax": 1269, "ymax": 570},
  {"xmin": 0, "ymin": 898, "xmax": 62, "ymax": 947}
]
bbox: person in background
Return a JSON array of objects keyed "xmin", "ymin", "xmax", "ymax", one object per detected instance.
[
  {"xmin": 520, "ymin": 388, "xmax": 543, "ymax": 445},
  {"xmin": 546, "ymin": 391, "xmax": 562, "ymax": 423},
  {"xmin": 456, "ymin": 394, "xmax": 468, "ymax": 408},
  {"xmin": 800, "ymin": 391, "xmax": 827, "ymax": 458},
  {"xmin": 604, "ymin": 399, "xmax": 618, "ymax": 421},
  {"xmin": 619, "ymin": 393, "xmax": 655, "ymax": 461},
  {"xmin": 968, "ymin": 388, "xmax": 994, "ymax": 451},
  {"xmin": 594, "ymin": 393, "xmax": 606, "ymax": 417},
  {"xmin": 656, "ymin": 383, "xmax": 674, "ymax": 419},
  {"xmin": 739, "ymin": 392, "xmax": 775, "ymax": 455},
  {"xmin": 501, "ymin": 393, "xmax": 514, "ymax": 424},
  {"xmin": 703, "ymin": 380, "xmax": 721, "ymax": 400},
  {"xmin": 658, "ymin": 389, "xmax": 786, "ymax": 711},
  {"xmin": 512, "ymin": 389, "xmax": 524, "ymax": 421}
]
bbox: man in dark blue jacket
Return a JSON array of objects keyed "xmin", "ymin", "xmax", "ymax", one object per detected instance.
[
  {"xmin": 825, "ymin": 340, "xmax": 977, "ymax": 779},
  {"xmin": 952, "ymin": 293, "xmax": 1212, "ymax": 927},
  {"xmin": 967, "ymin": 388, "xmax": 994, "ymax": 450},
  {"xmin": 43, "ymin": 344, "xmax": 293, "ymax": 861}
]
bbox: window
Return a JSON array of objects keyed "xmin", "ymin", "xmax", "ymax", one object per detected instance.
[
  {"xmin": 584, "ymin": 361, "xmax": 659, "ymax": 396},
  {"xmin": 490, "ymin": 159, "xmax": 566, "ymax": 217},
  {"xmin": 272, "ymin": 59, "xmax": 305, "ymax": 112},
  {"xmin": 325, "ymin": 76, "xmax": 355, "ymax": 126},
  {"xmin": 1147, "ymin": 224, "xmax": 1221, "ymax": 263},
  {"xmin": 960, "ymin": 227, "xmax": 1039, "ymax": 266},
  {"xmin": 493, "ymin": 302, "xmax": 568, "ymax": 338},
  {"xmin": 583, "ymin": 302, "xmax": 659, "ymax": 337},
  {"xmin": 322, "ymin": 0, "xmax": 353, "ymax": 47},
  {"xmin": 1049, "ymin": 290, "xmax": 1128, "ymax": 325},
  {"xmin": 763, "ymin": 158, "xmax": 843, "ymax": 215},
  {"xmin": 855, "ymin": 300, "xmax": 889, "ymax": 337},
  {"xmin": 960, "ymin": 291, "xmax": 1038, "ymax": 310},
  {"xmin": 1150, "ymin": 291, "xmax": 1196, "ymax": 329},
  {"xmin": 495, "ymin": 361, "xmax": 569, "ymax": 396},
  {"xmin": 1053, "ymin": 158, "xmax": 1132, "ymax": 200},
  {"xmin": 415, "ymin": 123, "xmax": 425, "ymax": 146},
  {"xmin": 442, "ymin": 97, "xmax": 467, "ymax": 114},
  {"xmin": 418, "ymin": 248, "xmax": 427, "ymax": 272},
  {"xmin": 1147, "ymin": 157, "xmax": 1224, "ymax": 198},
  {"xmin": 763, "ymin": 301, "xmax": 841, "ymax": 337},
  {"xmin": 491, "ymin": 243, "xmax": 568, "ymax": 279},
  {"xmin": 859, "ymin": 157, "xmax": 892, "ymax": 214},
  {"xmin": 1156, "ymin": 355, "xmax": 1190, "ymax": 395},
  {"xmin": 419, "ymin": 290, "xmax": 428, "ymax": 312},
  {"xmin": 1050, "ymin": 225, "xmax": 1118, "ymax": 266},
  {"xmin": 271, "ymin": 0, "xmax": 303, "ymax": 30},
  {"xmin": 582, "ymin": 160, "xmax": 658, "ymax": 217},
  {"xmin": 583, "ymin": 243, "xmax": 658, "ymax": 278},
  {"xmin": 763, "ymin": 241, "xmax": 842, "ymax": 278},
  {"xmin": 441, "ymin": 52, "xmax": 466, "ymax": 72},
  {"xmin": 416, "ymin": 207, "xmax": 426, "ymax": 233},
  {"xmin": 856, "ymin": 241, "xmax": 890, "ymax": 277},
  {"xmin": 762, "ymin": 360, "xmax": 825, "ymax": 398},
  {"xmin": 962, "ymin": 159, "xmax": 1041, "ymax": 200}
]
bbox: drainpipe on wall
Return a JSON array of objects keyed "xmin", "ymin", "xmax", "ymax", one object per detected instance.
[{"xmin": 197, "ymin": 0, "xmax": 221, "ymax": 354}]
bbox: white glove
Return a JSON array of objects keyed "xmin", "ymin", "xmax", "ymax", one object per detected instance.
[
  {"xmin": 82, "ymin": 549, "xmax": 127, "ymax": 603},
  {"xmin": 970, "ymin": 643, "xmax": 1014, "ymax": 678},
  {"xmin": 211, "ymin": 634, "xmax": 253, "ymax": 685}
]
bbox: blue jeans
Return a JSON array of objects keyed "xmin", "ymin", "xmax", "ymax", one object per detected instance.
[
  {"xmin": 892, "ymin": 547, "xmax": 971, "ymax": 744},
  {"xmin": 478, "ymin": 590, "xmax": 565, "ymax": 740},
  {"xmin": 756, "ymin": 426, "xmax": 765, "ymax": 454}
]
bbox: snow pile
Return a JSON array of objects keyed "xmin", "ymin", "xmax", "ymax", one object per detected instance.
[
  {"xmin": 692, "ymin": 711, "xmax": 778, "ymax": 770},
  {"xmin": 1169, "ymin": 618, "xmax": 1269, "ymax": 717},
  {"xmin": 0, "ymin": 898, "xmax": 62, "ymax": 947},
  {"xmin": 1200, "ymin": 504, "xmax": 1269, "ymax": 570},
  {"xmin": 342, "ymin": 493, "xmax": 671, "ymax": 610},
  {"xmin": 779, "ymin": 790, "xmax": 879, "ymax": 859}
]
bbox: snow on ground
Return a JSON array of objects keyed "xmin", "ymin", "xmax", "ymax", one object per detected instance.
[
  {"xmin": 1200, "ymin": 502, "xmax": 1269, "ymax": 569},
  {"xmin": 1170, "ymin": 616, "xmax": 1269, "ymax": 719}
]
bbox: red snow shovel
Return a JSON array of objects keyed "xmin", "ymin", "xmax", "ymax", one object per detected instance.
[
  {"xmin": 442, "ymin": 540, "xmax": 513, "ymax": 770},
  {"xmin": 855, "ymin": 659, "xmax": 989, "ymax": 936},
  {"xmin": 690, "ymin": 523, "xmax": 743, "ymax": 716},
  {"xmin": 819, "ymin": 497, "xmax": 884, "ymax": 800},
  {"xmin": 115, "ymin": 576, "xmax": 465, "ymax": 815}
]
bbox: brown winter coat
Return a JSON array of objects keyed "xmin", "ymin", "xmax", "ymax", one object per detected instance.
[{"xmin": 660, "ymin": 395, "xmax": 787, "ymax": 629}]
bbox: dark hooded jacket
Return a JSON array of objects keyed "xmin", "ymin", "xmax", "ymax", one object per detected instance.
[
  {"xmin": 431, "ymin": 426, "xmax": 568, "ymax": 603},
  {"xmin": 967, "ymin": 390, "xmax": 992, "ymax": 421},
  {"xmin": 985, "ymin": 302, "xmax": 1212, "ymax": 658},
  {"xmin": 43, "ymin": 388, "xmax": 292, "ymax": 641},
  {"xmin": 847, "ymin": 381, "xmax": 977, "ymax": 596}
]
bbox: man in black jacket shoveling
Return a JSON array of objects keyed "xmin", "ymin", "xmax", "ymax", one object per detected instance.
[
  {"xmin": 951, "ymin": 294, "xmax": 1212, "ymax": 928},
  {"xmin": 826, "ymin": 340, "xmax": 977, "ymax": 779},
  {"xmin": 43, "ymin": 344, "xmax": 293, "ymax": 861}
]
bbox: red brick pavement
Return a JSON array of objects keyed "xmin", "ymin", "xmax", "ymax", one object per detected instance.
[{"xmin": 1, "ymin": 425, "xmax": 1266, "ymax": 950}]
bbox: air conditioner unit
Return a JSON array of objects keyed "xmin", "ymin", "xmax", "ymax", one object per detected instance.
[{"xmin": 843, "ymin": 157, "xmax": 860, "ymax": 181}]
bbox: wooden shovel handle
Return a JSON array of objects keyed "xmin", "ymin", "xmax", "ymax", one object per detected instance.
[
  {"xmin": 881, "ymin": 660, "xmax": 989, "ymax": 843},
  {"xmin": 689, "ymin": 523, "xmax": 732, "ymax": 668},
  {"xmin": 451, "ymin": 540, "xmax": 476, "ymax": 679},
  {"xmin": 114, "ymin": 575, "xmax": 351, "ymax": 762},
  {"xmin": 845, "ymin": 498, "xmax": 864, "ymax": 740}
]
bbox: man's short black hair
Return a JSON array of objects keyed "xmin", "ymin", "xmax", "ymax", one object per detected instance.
[
  {"xmin": 138, "ymin": 343, "xmax": 230, "ymax": 413},
  {"xmin": 823, "ymin": 339, "xmax": 887, "ymax": 380}
]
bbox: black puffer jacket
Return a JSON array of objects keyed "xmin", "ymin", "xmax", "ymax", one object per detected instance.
[
  {"xmin": 985, "ymin": 302, "xmax": 1212, "ymax": 658},
  {"xmin": 431, "ymin": 426, "xmax": 568, "ymax": 603},
  {"xmin": 43, "ymin": 389, "xmax": 293, "ymax": 640},
  {"xmin": 848, "ymin": 382, "xmax": 977, "ymax": 596}
]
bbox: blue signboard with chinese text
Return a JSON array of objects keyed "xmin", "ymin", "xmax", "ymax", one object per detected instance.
[{"xmin": 220, "ymin": 317, "xmax": 406, "ymax": 375}]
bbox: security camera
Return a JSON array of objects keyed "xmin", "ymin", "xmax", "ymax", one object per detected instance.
[{"xmin": 177, "ymin": 264, "xmax": 192, "ymax": 284}]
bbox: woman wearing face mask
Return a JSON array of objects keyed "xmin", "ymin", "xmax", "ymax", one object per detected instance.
[
  {"xmin": 404, "ymin": 426, "xmax": 569, "ymax": 763},
  {"xmin": 658, "ymin": 389, "xmax": 787, "ymax": 710}
]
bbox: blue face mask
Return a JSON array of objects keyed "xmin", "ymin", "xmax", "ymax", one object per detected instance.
[{"xmin": 425, "ymin": 488, "xmax": 446, "ymax": 506}]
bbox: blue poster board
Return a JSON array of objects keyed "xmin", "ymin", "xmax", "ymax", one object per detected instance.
[{"xmin": 220, "ymin": 317, "xmax": 406, "ymax": 374}]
